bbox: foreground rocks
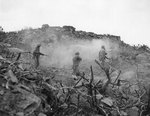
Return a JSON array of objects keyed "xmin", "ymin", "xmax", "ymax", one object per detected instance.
[{"xmin": 0, "ymin": 85, "xmax": 41, "ymax": 116}]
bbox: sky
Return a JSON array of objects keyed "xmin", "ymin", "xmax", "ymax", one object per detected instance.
[{"xmin": 0, "ymin": 0, "xmax": 150, "ymax": 46}]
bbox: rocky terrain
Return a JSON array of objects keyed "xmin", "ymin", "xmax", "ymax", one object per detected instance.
[{"xmin": 0, "ymin": 25, "xmax": 150, "ymax": 116}]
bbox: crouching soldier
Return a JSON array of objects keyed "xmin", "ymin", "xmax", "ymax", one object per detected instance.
[
  {"xmin": 72, "ymin": 52, "xmax": 82, "ymax": 77},
  {"xmin": 33, "ymin": 44, "xmax": 44, "ymax": 68}
]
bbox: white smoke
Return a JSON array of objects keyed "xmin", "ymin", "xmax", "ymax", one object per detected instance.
[{"xmin": 38, "ymin": 37, "xmax": 120, "ymax": 68}]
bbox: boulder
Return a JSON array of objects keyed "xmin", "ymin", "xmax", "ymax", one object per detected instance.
[
  {"xmin": 38, "ymin": 113, "xmax": 47, "ymax": 116},
  {"xmin": 16, "ymin": 87, "xmax": 41, "ymax": 115},
  {"xmin": 0, "ymin": 85, "xmax": 41, "ymax": 116}
]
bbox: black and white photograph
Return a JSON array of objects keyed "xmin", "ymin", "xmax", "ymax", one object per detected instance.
[{"xmin": 0, "ymin": 0, "xmax": 150, "ymax": 116}]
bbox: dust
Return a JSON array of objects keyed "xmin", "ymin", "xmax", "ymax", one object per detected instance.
[
  {"xmin": 22, "ymin": 28, "xmax": 120, "ymax": 68},
  {"xmin": 37, "ymin": 37, "xmax": 120, "ymax": 68}
]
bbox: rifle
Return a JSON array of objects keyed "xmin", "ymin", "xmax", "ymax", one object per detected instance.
[
  {"xmin": 33, "ymin": 52, "xmax": 48, "ymax": 56},
  {"xmin": 21, "ymin": 51, "xmax": 48, "ymax": 56},
  {"xmin": 15, "ymin": 51, "xmax": 48, "ymax": 61}
]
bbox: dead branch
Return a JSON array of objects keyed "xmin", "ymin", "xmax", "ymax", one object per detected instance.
[{"xmin": 112, "ymin": 70, "xmax": 121, "ymax": 88}]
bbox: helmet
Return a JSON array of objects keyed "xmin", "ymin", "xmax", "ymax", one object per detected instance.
[
  {"xmin": 101, "ymin": 45, "xmax": 105, "ymax": 50},
  {"xmin": 37, "ymin": 44, "xmax": 41, "ymax": 48},
  {"xmin": 75, "ymin": 52, "xmax": 79, "ymax": 55}
]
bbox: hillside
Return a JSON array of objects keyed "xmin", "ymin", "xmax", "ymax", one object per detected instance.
[
  {"xmin": 0, "ymin": 25, "xmax": 150, "ymax": 116},
  {"xmin": 2, "ymin": 24, "xmax": 150, "ymax": 79}
]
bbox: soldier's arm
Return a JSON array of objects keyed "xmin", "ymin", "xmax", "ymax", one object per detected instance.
[
  {"xmin": 39, "ymin": 52, "xmax": 45, "ymax": 56},
  {"xmin": 80, "ymin": 57, "xmax": 82, "ymax": 61},
  {"xmin": 34, "ymin": 52, "xmax": 45, "ymax": 56},
  {"xmin": 73, "ymin": 57, "xmax": 76, "ymax": 62},
  {"xmin": 99, "ymin": 51, "xmax": 100, "ymax": 57},
  {"xmin": 77, "ymin": 57, "xmax": 82, "ymax": 61},
  {"xmin": 105, "ymin": 56, "xmax": 109, "ymax": 59}
]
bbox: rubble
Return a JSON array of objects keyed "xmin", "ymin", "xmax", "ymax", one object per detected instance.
[{"xmin": 0, "ymin": 26, "xmax": 150, "ymax": 116}]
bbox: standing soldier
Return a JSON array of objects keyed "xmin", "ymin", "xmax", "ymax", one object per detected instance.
[
  {"xmin": 33, "ymin": 44, "xmax": 44, "ymax": 68},
  {"xmin": 99, "ymin": 45, "xmax": 107, "ymax": 66},
  {"xmin": 72, "ymin": 52, "xmax": 82, "ymax": 76}
]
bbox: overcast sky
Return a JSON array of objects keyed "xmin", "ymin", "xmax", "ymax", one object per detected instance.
[{"xmin": 0, "ymin": 0, "xmax": 150, "ymax": 46}]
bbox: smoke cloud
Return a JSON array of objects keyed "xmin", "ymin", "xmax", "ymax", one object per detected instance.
[{"xmin": 35, "ymin": 37, "xmax": 120, "ymax": 68}]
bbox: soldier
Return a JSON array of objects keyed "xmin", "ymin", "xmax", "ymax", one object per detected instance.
[
  {"xmin": 72, "ymin": 52, "xmax": 82, "ymax": 76},
  {"xmin": 99, "ymin": 45, "xmax": 107, "ymax": 66},
  {"xmin": 33, "ymin": 44, "xmax": 44, "ymax": 68}
]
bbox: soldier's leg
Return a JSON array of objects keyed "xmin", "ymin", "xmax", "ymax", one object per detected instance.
[
  {"xmin": 74, "ymin": 65, "xmax": 80, "ymax": 80},
  {"xmin": 101, "ymin": 58, "xmax": 105, "ymax": 67},
  {"xmin": 35, "ymin": 56, "xmax": 39, "ymax": 68},
  {"xmin": 37, "ymin": 57, "xmax": 39, "ymax": 68},
  {"xmin": 75, "ymin": 66, "xmax": 80, "ymax": 76},
  {"xmin": 72, "ymin": 65, "xmax": 77, "ymax": 80},
  {"xmin": 72, "ymin": 65, "xmax": 76, "ymax": 75}
]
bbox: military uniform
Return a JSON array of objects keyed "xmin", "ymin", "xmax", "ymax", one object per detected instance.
[
  {"xmin": 72, "ymin": 52, "xmax": 82, "ymax": 76},
  {"xmin": 33, "ymin": 44, "xmax": 44, "ymax": 68},
  {"xmin": 99, "ymin": 46, "xmax": 107, "ymax": 66}
]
